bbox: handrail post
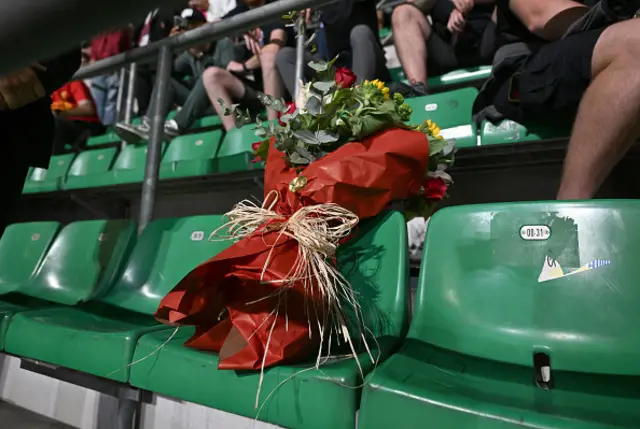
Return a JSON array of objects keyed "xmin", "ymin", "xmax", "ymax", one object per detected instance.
[
  {"xmin": 138, "ymin": 47, "xmax": 171, "ymax": 234},
  {"xmin": 124, "ymin": 62, "xmax": 137, "ymax": 124},
  {"xmin": 116, "ymin": 68, "xmax": 126, "ymax": 122}
]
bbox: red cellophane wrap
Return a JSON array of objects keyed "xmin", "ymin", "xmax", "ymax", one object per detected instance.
[{"xmin": 155, "ymin": 128, "xmax": 430, "ymax": 370}]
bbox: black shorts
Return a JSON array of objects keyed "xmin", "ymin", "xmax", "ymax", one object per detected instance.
[
  {"xmin": 493, "ymin": 28, "xmax": 605, "ymax": 124},
  {"xmin": 427, "ymin": 20, "xmax": 496, "ymax": 75}
]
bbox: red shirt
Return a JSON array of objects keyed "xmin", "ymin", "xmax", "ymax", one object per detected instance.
[
  {"xmin": 90, "ymin": 29, "xmax": 132, "ymax": 61},
  {"xmin": 51, "ymin": 81, "xmax": 101, "ymax": 123}
]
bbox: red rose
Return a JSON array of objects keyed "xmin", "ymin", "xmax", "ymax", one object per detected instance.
[
  {"xmin": 252, "ymin": 142, "xmax": 262, "ymax": 152},
  {"xmin": 335, "ymin": 67, "xmax": 357, "ymax": 88},
  {"xmin": 277, "ymin": 102, "xmax": 297, "ymax": 126},
  {"xmin": 423, "ymin": 177, "xmax": 448, "ymax": 201}
]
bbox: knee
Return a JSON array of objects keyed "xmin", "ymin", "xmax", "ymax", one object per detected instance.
[
  {"xmin": 276, "ymin": 46, "xmax": 296, "ymax": 71},
  {"xmin": 350, "ymin": 25, "xmax": 376, "ymax": 47},
  {"xmin": 392, "ymin": 4, "xmax": 422, "ymax": 27},
  {"xmin": 202, "ymin": 66, "xmax": 229, "ymax": 87},
  {"xmin": 259, "ymin": 43, "xmax": 281, "ymax": 70}
]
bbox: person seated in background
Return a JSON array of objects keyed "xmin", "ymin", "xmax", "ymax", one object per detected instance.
[
  {"xmin": 115, "ymin": 7, "xmax": 245, "ymax": 142},
  {"xmin": 51, "ymin": 80, "xmax": 105, "ymax": 153},
  {"xmin": 88, "ymin": 28, "xmax": 132, "ymax": 126},
  {"xmin": 133, "ymin": 7, "xmax": 183, "ymax": 114},
  {"xmin": 276, "ymin": 0, "xmax": 389, "ymax": 98},
  {"xmin": 0, "ymin": 50, "xmax": 80, "ymax": 236},
  {"xmin": 474, "ymin": 0, "xmax": 640, "ymax": 200},
  {"xmin": 392, "ymin": 0, "xmax": 497, "ymax": 94},
  {"xmin": 202, "ymin": 0, "xmax": 293, "ymax": 130},
  {"xmin": 196, "ymin": 0, "xmax": 238, "ymax": 21}
]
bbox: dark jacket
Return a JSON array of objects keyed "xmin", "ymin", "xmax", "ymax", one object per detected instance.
[
  {"xmin": 133, "ymin": 8, "xmax": 180, "ymax": 47},
  {"xmin": 1, "ymin": 49, "xmax": 81, "ymax": 168}
]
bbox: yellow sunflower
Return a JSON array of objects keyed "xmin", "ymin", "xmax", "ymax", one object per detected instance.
[
  {"xmin": 364, "ymin": 79, "xmax": 391, "ymax": 99},
  {"xmin": 426, "ymin": 119, "xmax": 442, "ymax": 139}
]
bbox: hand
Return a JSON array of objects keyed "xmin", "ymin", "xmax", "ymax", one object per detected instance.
[
  {"xmin": 447, "ymin": 9, "xmax": 466, "ymax": 34},
  {"xmin": 303, "ymin": 8, "xmax": 312, "ymax": 24},
  {"xmin": 0, "ymin": 63, "xmax": 47, "ymax": 110},
  {"xmin": 226, "ymin": 61, "xmax": 245, "ymax": 73},
  {"xmin": 452, "ymin": 0, "xmax": 474, "ymax": 14},
  {"xmin": 244, "ymin": 30, "xmax": 262, "ymax": 55},
  {"xmin": 169, "ymin": 26, "xmax": 183, "ymax": 37}
]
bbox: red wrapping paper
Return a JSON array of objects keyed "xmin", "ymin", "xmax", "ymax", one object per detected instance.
[{"xmin": 155, "ymin": 128, "xmax": 430, "ymax": 370}]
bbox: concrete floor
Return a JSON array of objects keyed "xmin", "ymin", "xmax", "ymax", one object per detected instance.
[{"xmin": 0, "ymin": 401, "xmax": 73, "ymax": 429}]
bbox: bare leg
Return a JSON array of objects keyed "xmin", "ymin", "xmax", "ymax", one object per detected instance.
[
  {"xmin": 202, "ymin": 66, "xmax": 247, "ymax": 131},
  {"xmin": 558, "ymin": 20, "xmax": 640, "ymax": 199},
  {"xmin": 259, "ymin": 43, "xmax": 284, "ymax": 121},
  {"xmin": 392, "ymin": 4, "xmax": 431, "ymax": 85}
]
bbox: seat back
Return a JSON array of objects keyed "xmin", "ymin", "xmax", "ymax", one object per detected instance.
[
  {"xmin": 0, "ymin": 222, "xmax": 61, "ymax": 294},
  {"xmin": 29, "ymin": 154, "xmax": 75, "ymax": 183},
  {"xmin": 102, "ymin": 216, "xmax": 230, "ymax": 315},
  {"xmin": 162, "ymin": 131, "xmax": 224, "ymax": 164},
  {"xmin": 112, "ymin": 144, "xmax": 150, "ymax": 172},
  {"xmin": 67, "ymin": 148, "xmax": 118, "ymax": 178},
  {"xmin": 217, "ymin": 124, "xmax": 259, "ymax": 158},
  {"xmin": 406, "ymin": 88, "xmax": 478, "ymax": 130},
  {"xmin": 336, "ymin": 211, "xmax": 409, "ymax": 343},
  {"xmin": 413, "ymin": 201, "xmax": 640, "ymax": 375},
  {"xmin": 22, "ymin": 220, "xmax": 136, "ymax": 305},
  {"xmin": 87, "ymin": 131, "xmax": 120, "ymax": 147}
]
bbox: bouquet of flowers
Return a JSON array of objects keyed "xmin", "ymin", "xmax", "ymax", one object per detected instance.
[{"xmin": 155, "ymin": 58, "xmax": 455, "ymax": 379}]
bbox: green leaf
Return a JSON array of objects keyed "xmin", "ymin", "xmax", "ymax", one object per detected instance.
[
  {"xmin": 360, "ymin": 114, "xmax": 389, "ymax": 137},
  {"xmin": 293, "ymin": 130, "xmax": 319, "ymax": 145},
  {"xmin": 306, "ymin": 96, "xmax": 323, "ymax": 115},
  {"xmin": 313, "ymin": 80, "xmax": 335, "ymax": 94},
  {"xmin": 290, "ymin": 152, "xmax": 310, "ymax": 165},
  {"xmin": 254, "ymin": 127, "xmax": 267, "ymax": 138},
  {"xmin": 280, "ymin": 113, "xmax": 295, "ymax": 124},
  {"xmin": 295, "ymin": 146, "xmax": 316, "ymax": 162},
  {"xmin": 315, "ymin": 130, "xmax": 339, "ymax": 143},
  {"xmin": 428, "ymin": 138, "xmax": 448, "ymax": 156},
  {"xmin": 308, "ymin": 61, "xmax": 329, "ymax": 72}
]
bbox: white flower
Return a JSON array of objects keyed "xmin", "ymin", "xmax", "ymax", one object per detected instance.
[{"xmin": 295, "ymin": 80, "xmax": 311, "ymax": 112}]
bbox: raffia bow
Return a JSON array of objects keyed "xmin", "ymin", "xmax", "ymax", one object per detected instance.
[{"xmin": 211, "ymin": 191, "xmax": 376, "ymax": 407}]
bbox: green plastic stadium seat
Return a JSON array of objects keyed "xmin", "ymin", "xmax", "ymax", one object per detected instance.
[
  {"xmin": 406, "ymin": 88, "xmax": 478, "ymax": 147},
  {"xmin": 63, "ymin": 148, "xmax": 118, "ymax": 189},
  {"xmin": 480, "ymin": 119, "xmax": 572, "ymax": 146},
  {"xmin": 191, "ymin": 115, "xmax": 222, "ymax": 129},
  {"xmin": 160, "ymin": 130, "xmax": 224, "ymax": 179},
  {"xmin": 85, "ymin": 144, "xmax": 160, "ymax": 187},
  {"xmin": 359, "ymin": 201, "xmax": 640, "ymax": 429},
  {"xmin": 4, "ymin": 216, "xmax": 230, "ymax": 382},
  {"xmin": 18, "ymin": 220, "xmax": 136, "ymax": 305},
  {"xmin": 86, "ymin": 131, "xmax": 120, "ymax": 147},
  {"xmin": 214, "ymin": 124, "xmax": 264, "ymax": 173},
  {"xmin": 0, "ymin": 222, "xmax": 60, "ymax": 295},
  {"xmin": 427, "ymin": 65, "xmax": 492, "ymax": 88},
  {"xmin": 130, "ymin": 211, "xmax": 409, "ymax": 429},
  {"xmin": 22, "ymin": 154, "xmax": 75, "ymax": 193}
]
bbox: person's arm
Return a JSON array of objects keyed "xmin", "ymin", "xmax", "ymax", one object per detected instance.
[
  {"xmin": 56, "ymin": 81, "xmax": 96, "ymax": 118},
  {"xmin": 509, "ymin": 0, "xmax": 588, "ymax": 41}
]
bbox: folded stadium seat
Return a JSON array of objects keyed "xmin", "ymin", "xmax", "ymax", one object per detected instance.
[
  {"xmin": 427, "ymin": 65, "xmax": 492, "ymax": 89},
  {"xmin": 4, "ymin": 216, "xmax": 230, "ymax": 383},
  {"xmin": 159, "ymin": 130, "xmax": 224, "ymax": 179},
  {"xmin": 0, "ymin": 222, "xmax": 61, "ymax": 348},
  {"xmin": 62, "ymin": 148, "xmax": 118, "ymax": 190},
  {"xmin": 388, "ymin": 67, "xmax": 406, "ymax": 83},
  {"xmin": 129, "ymin": 211, "xmax": 409, "ymax": 429},
  {"xmin": 480, "ymin": 119, "xmax": 572, "ymax": 146},
  {"xmin": 405, "ymin": 88, "xmax": 479, "ymax": 148},
  {"xmin": 0, "ymin": 220, "xmax": 133, "ymax": 349},
  {"xmin": 81, "ymin": 144, "xmax": 164, "ymax": 187},
  {"xmin": 359, "ymin": 201, "xmax": 640, "ymax": 429},
  {"xmin": 190, "ymin": 115, "xmax": 222, "ymax": 130},
  {"xmin": 86, "ymin": 130, "xmax": 121, "ymax": 147},
  {"xmin": 0, "ymin": 222, "xmax": 61, "ymax": 295},
  {"xmin": 22, "ymin": 154, "xmax": 76, "ymax": 194},
  {"xmin": 214, "ymin": 124, "xmax": 264, "ymax": 173}
]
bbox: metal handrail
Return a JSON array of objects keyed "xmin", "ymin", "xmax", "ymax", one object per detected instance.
[{"xmin": 74, "ymin": 0, "xmax": 338, "ymax": 81}]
